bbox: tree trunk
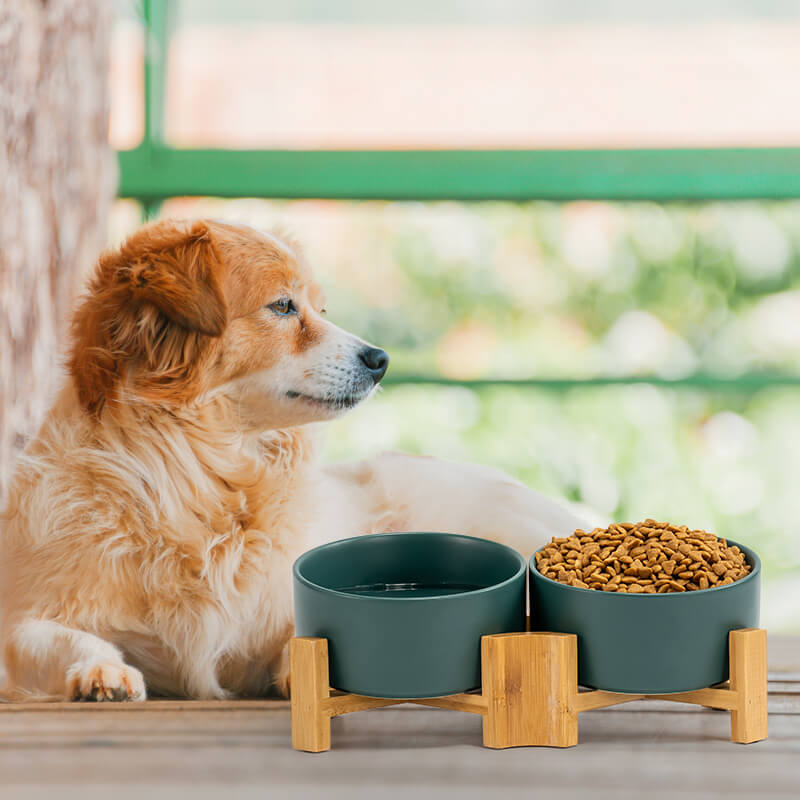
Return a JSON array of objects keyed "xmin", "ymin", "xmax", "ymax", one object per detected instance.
[{"xmin": 0, "ymin": 0, "xmax": 115, "ymax": 502}]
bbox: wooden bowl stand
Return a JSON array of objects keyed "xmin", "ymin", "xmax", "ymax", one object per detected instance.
[{"xmin": 290, "ymin": 627, "xmax": 767, "ymax": 751}]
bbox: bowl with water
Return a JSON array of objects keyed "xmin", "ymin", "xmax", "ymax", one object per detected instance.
[{"xmin": 292, "ymin": 532, "xmax": 526, "ymax": 698}]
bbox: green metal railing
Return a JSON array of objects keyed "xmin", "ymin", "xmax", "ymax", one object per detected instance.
[{"xmin": 117, "ymin": 0, "xmax": 800, "ymax": 393}]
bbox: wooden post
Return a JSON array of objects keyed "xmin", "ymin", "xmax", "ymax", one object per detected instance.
[
  {"xmin": 729, "ymin": 628, "xmax": 768, "ymax": 744},
  {"xmin": 482, "ymin": 632, "xmax": 578, "ymax": 748},
  {"xmin": 0, "ymin": 1, "xmax": 115, "ymax": 503},
  {"xmin": 290, "ymin": 637, "xmax": 332, "ymax": 752}
]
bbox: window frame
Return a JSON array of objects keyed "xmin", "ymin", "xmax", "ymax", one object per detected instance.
[
  {"xmin": 118, "ymin": 1, "xmax": 800, "ymax": 205},
  {"xmin": 116, "ymin": 0, "xmax": 800, "ymax": 392}
]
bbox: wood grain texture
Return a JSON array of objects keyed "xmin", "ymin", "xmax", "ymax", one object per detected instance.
[
  {"xmin": 0, "ymin": 0, "xmax": 115, "ymax": 502},
  {"xmin": 648, "ymin": 687, "xmax": 739, "ymax": 711},
  {"xmin": 0, "ymin": 698, "xmax": 287, "ymax": 713},
  {"xmin": 0, "ymin": 632, "xmax": 791, "ymax": 794},
  {"xmin": 289, "ymin": 637, "xmax": 331, "ymax": 752},
  {"xmin": 411, "ymin": 694, "xmax": 488, "ymax": 715},
  {"xmin": 575, "ymin": 687, "xmax": 738, "ymax": 712},
  {"xmin": 729, "ymin": 628, "xmax": 768, "ymax": 744},
  {"xmin": 482, "ymin": 632, "xmax": 578, "ymax": 748},
  {"xmin": 324, "ymin": 695, "xmax": 400, "ymax": 716},
  {"xmin": 0, "ymin": 699, "xmax": 796, "ymax": 795},
  {"xmin": 575, "ymin": 691, "xmax": 645, "ymax": 712}
]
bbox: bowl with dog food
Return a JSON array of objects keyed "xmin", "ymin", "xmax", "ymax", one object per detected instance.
[
  {"xmin": 529, "ymin": 520, "xmax": 761, "ymax": 694},
  {"xmin": 293, "ymin": 532, "xmax": 527, "ymax": 698}
]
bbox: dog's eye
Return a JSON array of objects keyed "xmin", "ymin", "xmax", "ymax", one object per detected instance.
[{"xmin": 267, "ymin": 298, "xmax": 297, "ymax": 316}]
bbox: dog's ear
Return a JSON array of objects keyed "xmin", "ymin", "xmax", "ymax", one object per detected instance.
[
  {"xmin": 69, "ymin": 220, "xmax": 228, "ymax": 415},
  {"xmin": 122, "ymin": 220, "xmax": 228, "ymax": 336}
]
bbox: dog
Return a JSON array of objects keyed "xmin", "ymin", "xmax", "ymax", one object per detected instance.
[{"xmin": 0, "ymin": 219, "xmax": 586, "ymax": 701}]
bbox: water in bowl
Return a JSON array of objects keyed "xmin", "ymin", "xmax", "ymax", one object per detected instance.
[{"xmin": 337, "ymin": 581, "xmax": 486, "ymax": 598}]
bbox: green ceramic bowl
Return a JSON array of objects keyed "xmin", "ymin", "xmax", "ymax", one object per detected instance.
[
  {"xmin": 293, "ymin": 532, "xmax": 527, "ymax": 698},
  {"xmin": 529, "ymin": 539, "xmax": 761, "ymax": 694}
]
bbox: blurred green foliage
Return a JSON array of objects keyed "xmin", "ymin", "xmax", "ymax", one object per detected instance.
[
  {"xmin": 124, "ymin": 197, "xmax": 800, "ymax": 630},
  {"xmin": 316, "ymin": 201, "xmax": 800, "ymax": 380}
]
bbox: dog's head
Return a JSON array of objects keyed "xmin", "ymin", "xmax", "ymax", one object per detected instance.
[{"xmin": 69, "ymin": 219, "xmax": 388, "ymax": 428}]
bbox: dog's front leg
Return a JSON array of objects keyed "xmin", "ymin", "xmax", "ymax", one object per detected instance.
[{"xmin": 3, "ymin": 619, "xmax": 146, "ymax": 701}]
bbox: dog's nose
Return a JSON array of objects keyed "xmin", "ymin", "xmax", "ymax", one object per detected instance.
[{"xmin": 359, "ymin": 347, "xmax": 389, "ymax": 383}]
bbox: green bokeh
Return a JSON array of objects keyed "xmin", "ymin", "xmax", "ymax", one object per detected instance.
[{"xmin": 133, "ymin": 196, "xmax": 800, "ymax": 631}]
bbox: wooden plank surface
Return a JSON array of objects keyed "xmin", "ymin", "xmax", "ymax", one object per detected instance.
[
  {"xmin": 0, "ymin": 635, "xmax": 796, "ymax": 799},
  {"xmin": 767, "ymin": 634, "xmax": 800, "ymax": 677}
]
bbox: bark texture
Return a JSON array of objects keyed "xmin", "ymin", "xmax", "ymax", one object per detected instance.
[{"xmin": 0, "ymin": 0, "xmax": 115, "ymax": 502}]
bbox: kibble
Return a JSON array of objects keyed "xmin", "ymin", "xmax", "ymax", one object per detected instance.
[{"xmin": 534, "ymin": 519, "xmax": 751, "ymax": 593}]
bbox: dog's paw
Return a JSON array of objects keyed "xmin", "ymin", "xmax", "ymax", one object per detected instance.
[{"xmin": 67, "ymin": 661, "xmax": 146, "ymax": 702}]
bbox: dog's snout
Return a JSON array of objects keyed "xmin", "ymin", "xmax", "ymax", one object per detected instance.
[{"xmin": 359, "ymin": 347, "xmax": 389, "ymax": 383}]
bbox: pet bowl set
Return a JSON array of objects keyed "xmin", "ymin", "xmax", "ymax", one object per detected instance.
[{"xmin": 290, "ymin": 531, "xmax": 766, "ymax": 751}]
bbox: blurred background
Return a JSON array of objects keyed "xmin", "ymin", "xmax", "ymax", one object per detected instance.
[
  {"xmin": 110, "ymin": 0, "xmax": 800, "ymax": 631},
  {"xmin": 3, "ymin": 0, "xmax": 799, "ymax": 630}
]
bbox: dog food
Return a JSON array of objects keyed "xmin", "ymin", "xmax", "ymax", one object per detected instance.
[{"xmin": 534, "ymin": 519, "xmax": 751, "ymax": 593}]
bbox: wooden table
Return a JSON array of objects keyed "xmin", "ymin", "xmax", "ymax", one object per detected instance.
[{"xmin": 0, "ymin": 635, "xmax": 797, "ymax": 799}]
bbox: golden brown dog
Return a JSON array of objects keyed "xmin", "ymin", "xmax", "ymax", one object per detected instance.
[{"xmin": 0, "ymin": 219, "xmax": 585, "ymax": 700}]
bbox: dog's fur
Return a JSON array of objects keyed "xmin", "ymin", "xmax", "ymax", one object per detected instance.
[{"xmin": 0, "ymin": 219, "xmax": 585, "ymax": 701}]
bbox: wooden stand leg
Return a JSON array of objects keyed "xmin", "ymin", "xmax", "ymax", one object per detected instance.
[
  {"xmin": 729, "ymin": 628, "xmax": 768, "ymax": 744},
  {"xmin": 290, "ymin": 637, "xmax": 331, "ymax": 752},
  {"xmin": 482, "ymin": 632, "xmax": 578, "ymax": 748}
]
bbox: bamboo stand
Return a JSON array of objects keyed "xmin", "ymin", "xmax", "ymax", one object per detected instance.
[{"xmin": 290, "ymin": 628, "xmax": 767, "ymax": 751}]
